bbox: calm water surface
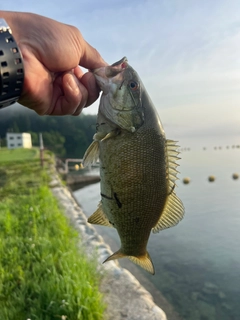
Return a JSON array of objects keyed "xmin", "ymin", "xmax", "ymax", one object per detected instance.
[{"xmin": 74, "ymin": 147, "xmax": 240, "ymax": 320}]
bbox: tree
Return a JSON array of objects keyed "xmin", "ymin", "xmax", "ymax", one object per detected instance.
[
  {"xmin": 0, "ymin": 104, "xmax": 97, "ymax": 158},
  {"xmin": 42, "ymin": 131, "xmax": 66, "ymax": 157}
]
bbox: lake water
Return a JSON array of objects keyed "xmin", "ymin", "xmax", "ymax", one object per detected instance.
[{"xmin": 73, "ymin": 146, "xmax": 240, "ymax": 320}]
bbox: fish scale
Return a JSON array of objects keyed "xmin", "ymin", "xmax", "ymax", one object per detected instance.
[{"xmin": 83, "ymin": 57, "xmax": 184, "ymax": 274}]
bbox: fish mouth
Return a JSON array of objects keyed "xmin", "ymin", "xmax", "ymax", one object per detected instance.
[
  {"xmin": 93, "ymin": 57, "xmax": 128, "ymax": 93},
  {"xmin": 106, "ymin": 57, "xmax": 128, "ymax": 77}
]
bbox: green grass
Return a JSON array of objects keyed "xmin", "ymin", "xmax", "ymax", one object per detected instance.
[
  {"xmin": 0, "ymin": 151, "xmax": 105, "ymax": 320},
  {"xmin": 0, "ymin": 147, "xmax": 39, "ymax": 162}
]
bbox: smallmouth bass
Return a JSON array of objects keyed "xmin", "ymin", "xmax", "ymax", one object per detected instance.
[{"xmin": 83, "ymin": 57, "xmax": 184, "ymax": 274}]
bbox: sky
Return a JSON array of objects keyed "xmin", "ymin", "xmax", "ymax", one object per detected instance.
[{"xmin": 2, "ymin": 0, "xmax": 240, "ymax": 146}]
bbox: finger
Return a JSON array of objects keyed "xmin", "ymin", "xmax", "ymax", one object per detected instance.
[
  {"xmin": 76, "ymin": 70, "xmax": 100, "ymax": 107},
  {"xmin": 80, "ymin": 40, "xmax": 108, "ymax": 70},
  {"xmin": 74, "ymin": 65, "xmax": 84, "ymax": 78},
  {"xmin": 50, "ymin": 72, "xmax": 88, "ymax": 115}
]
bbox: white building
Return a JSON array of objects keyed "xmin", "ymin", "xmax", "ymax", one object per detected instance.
[{"xmin": 7, "ymin": 133, "xmax": 32, "ymax": 149}]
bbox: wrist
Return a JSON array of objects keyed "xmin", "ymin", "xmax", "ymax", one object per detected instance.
[{"xmin": 0, "ymin": 18, "xmax": 24, "ymax": 109}]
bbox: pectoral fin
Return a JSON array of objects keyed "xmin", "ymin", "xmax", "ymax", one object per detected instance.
[
  {"xmin": 82, "ymin": 140, "xmax": 99, "ymax": 166},
  {"xmin": 103, "ymin": 250, "xmax": 155, "ymax": 275},
  {"xmin": 83, "ymin": 131, "xmax": 118, "ymax": 166},
  {"xmin": 88, "ymin": 202, "xmax": 113, "ymax": 228}
]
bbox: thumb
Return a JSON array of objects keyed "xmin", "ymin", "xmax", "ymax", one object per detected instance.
[{"xmin": 80, "ymin": 40, "xmax": 107, "ymax": 70}]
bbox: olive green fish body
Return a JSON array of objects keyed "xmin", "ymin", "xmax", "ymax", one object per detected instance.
[{"xmin": 100, "ymin": 129, "xmax": 167, "ymax": 257}]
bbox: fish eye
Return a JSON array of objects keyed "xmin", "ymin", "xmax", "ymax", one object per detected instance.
[{"xmin": 128, "ymin": 80, "xmax": 139, "ymax": 91}]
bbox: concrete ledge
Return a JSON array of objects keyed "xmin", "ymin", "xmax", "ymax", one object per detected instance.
[{"xmin": 50, "ymin": 172, "xmax": 167, "ymax": 320}]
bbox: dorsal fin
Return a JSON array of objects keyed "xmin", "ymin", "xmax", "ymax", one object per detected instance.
[
  {"xmin": 165, "ymin": 139, "xmax": 181, "ymax": 193},
  {"xmin": 152, "ymin": 192, "xmax": 184, "ymax": 233},
  {"xmin": 88, "ymin": 202, "xmax": 113, "ymax": 228},
  {"xmin": 152, "ymin": 139, "xmax": 184, "ymax": 233}
]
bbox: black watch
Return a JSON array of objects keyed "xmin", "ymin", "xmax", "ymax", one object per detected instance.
[{"xmin": 0, "ymin": 19, "xmax": 24, "ymax": 109}]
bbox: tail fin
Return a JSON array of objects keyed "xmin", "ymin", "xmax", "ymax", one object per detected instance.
[{"xmin": 103, "ymin": 250, "xmax": 155, "ymax": 275}]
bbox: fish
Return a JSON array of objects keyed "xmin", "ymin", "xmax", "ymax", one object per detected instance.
[{"xmin": 83, "ymin": 57, "xmax": 184, "ymax": 274}]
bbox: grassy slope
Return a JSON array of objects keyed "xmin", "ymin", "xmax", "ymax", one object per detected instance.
[
  {"xmin": 0, "ymin": 147, "xmax": 39, "ymax": 162},
  {"xmin": 0, "ymin": 148, "xmax": 105, "ymax": 320}
]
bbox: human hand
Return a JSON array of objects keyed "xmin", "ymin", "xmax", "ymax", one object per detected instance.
[{"xmin": 2, "ymin": 11, "xmax": 107, "ymax": 115}]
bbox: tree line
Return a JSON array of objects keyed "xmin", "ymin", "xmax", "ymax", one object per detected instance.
[{"xmin": 0, "ymin": 104, "xmax": 97, "ymax": 158}]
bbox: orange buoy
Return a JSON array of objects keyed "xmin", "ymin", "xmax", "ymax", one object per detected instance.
[
  {"xmin": 208, "ymin": 175, "xmax": 215, "ymax": 182},
  {"xmin": 183, "ymin": 177, "xmax": 191, "ymax": 184},
  {"xmin": 232, "ymin": 173, "xmax": 239, "ymax": 180}
]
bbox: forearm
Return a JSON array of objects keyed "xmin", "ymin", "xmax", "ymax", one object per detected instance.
[{"xmin": 0, "ymin": 11, "xmax": 18, "ymax": 31}]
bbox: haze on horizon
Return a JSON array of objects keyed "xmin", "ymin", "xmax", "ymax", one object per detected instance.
[{"xmin": 2, "ymin": 0, "xmax": 240, "ymax": 145}]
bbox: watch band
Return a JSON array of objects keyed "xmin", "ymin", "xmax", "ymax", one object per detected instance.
[{"xmin": 0, "ymin": 19, "xmax": 24, "ymax": 109}]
